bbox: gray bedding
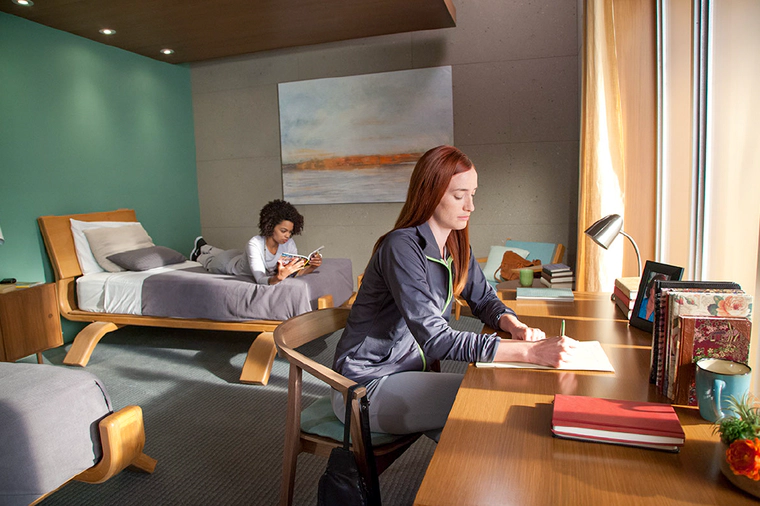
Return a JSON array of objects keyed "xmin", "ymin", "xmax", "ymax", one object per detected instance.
[
  {"xmin": 141, "ymin": 257, "xmax": 353, "ymax": 321},
  {"xmin": 0, "ymin": 363, "xmax": 112, "ymax": 506}
]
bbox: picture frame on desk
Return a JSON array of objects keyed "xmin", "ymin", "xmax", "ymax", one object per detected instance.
[{"xmin": 630, "ymin": 261, "xmax": 684, "ymax": 332}]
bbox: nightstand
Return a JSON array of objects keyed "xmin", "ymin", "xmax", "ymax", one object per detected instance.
[{"xmin": 0, "ymin": 283, "xmax": 63, "ymax": 363}]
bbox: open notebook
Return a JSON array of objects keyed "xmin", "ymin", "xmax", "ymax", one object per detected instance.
[{"xmin": 475, "ymin": 341, "xmax": 615, "ymax": 372}]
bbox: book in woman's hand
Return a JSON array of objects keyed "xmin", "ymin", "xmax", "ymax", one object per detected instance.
[{"xmin": 281, "ymin": 246, "xmax": 324, "ymax": 267}]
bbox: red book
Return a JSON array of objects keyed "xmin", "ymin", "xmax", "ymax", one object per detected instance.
[
  {"xmin": 551, "ymin": 395, "xmax": 684, "ymax": 452},
  {"xmin": 613, "ymin": 286, "xmax": 634, "ymax": 309}
]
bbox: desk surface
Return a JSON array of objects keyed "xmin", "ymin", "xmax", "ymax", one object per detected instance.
[{"xmin": 414, "ymin": 292, "xmax": 753, "ymax": 505}]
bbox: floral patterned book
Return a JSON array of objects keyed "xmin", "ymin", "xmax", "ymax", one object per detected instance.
[
  {"xmin": 674, "ymin": 315, "xmax": 752, "ymax": 406},
  {"xmin": 664, "ymin": 291, "xmax": 753, "ymax": 400},
  {"xmin": 650, "ymin": 282, "xmax": 741, "ymax": 388}
]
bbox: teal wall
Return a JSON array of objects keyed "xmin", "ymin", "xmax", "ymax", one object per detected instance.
[{"xmin": 0, "ymin": 13, "xmax": 200, "ymax": 342}]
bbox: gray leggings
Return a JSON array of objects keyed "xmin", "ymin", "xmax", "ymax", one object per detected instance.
[
  {"xmin": 197, "ymin": 246, "xmax": 246, "ymax": 275},
  {"xmin": 331, "ymin": 371, "xmax": 463, "ymax": 442}
]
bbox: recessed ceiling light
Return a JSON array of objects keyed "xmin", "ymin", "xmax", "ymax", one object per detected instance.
[
  {"xmin": 12, "ymin": 0, "xmax": 34, "ymax": 6},
  {"xmin": 160, "ymin": 49, "xmax": 175, "ymax": 55},
  {"xmin": 99, "ymin": 28, "xmax": 116, "ymax": 35}
]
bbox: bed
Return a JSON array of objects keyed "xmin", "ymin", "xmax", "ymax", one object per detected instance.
[
  {"xmin": 0, "ymin": 362, "xmax": 155, "ymax": 505},
  {"xmin": 37, "ymin": 209, "xmax": 354, "ymax": 385}
]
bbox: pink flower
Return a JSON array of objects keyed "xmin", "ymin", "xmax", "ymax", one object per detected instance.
[
  {"xmin": 727, "ymin": 439, "xmax": 760, "ymax": 480},
  {"xmin": 717, "ymin": 296, "xmax": 750, "ymax": 317}
]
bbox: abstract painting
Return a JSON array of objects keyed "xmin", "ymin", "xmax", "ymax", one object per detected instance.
[{"xmin": 278, "ymin": 66, "xmax": 453, "ymax": 204}]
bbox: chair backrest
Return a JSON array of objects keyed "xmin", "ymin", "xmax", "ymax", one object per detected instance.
[
  {"xmin": 504, "ymin": 240, "xmax": 565, "ymax": 265},
  {"xmin": 274, "ymin": 307, "xmax": 371, "ymax": 505},
  {"xmin": 274, "ymin": 308, "xmax": 361, "ymax": 427}
]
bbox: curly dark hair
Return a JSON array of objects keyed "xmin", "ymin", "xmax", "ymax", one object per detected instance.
[{"xmin": 258, "ymin": 199, "xmax": 304, "ymax": 237}]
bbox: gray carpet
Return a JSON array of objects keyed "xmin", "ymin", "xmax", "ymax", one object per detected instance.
[{"xmin": 28, "ymin": 316, "xmax": 482, "ymax": 506}]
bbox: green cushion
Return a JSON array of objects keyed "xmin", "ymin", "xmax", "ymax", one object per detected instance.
[{"xmin": 301, "ymin": 396, "xmax": 402, "ymax": 446}]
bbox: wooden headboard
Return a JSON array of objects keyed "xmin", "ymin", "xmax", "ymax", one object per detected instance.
[{"xmin": 37, "ymin": 209, "xmax": 137, "ymax": 281}]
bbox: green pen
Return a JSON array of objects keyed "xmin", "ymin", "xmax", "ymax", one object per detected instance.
[{"xmin": 560, "ymin": 319, "xmax": 566, "ymax": 336}]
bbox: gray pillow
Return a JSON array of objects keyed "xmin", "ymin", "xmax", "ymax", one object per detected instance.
[
  {"xmin": 107, "ymin": 246, "xmax": 186, "ymax": 271},
  {"xmin": 83, "ymin": 223, "xmax": 154, "ymax": 272}
]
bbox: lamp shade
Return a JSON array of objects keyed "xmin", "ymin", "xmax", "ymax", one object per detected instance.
[{"xmin": 584, "ymin": 214, "xmax": 623, "ymax": 249}]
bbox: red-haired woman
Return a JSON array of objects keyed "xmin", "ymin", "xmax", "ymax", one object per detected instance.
[{"xmin": 332, "ymin": 145, "xmax": 577, "ymax": 440}]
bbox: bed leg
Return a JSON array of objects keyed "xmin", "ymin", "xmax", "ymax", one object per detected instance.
[
  {"xmin": 317, "ymin": 294, "xmax": 334, "ymax": 309},
  {"xmin": 129, "ymin": 452, "xmax": 158, "ymax": 474},
  {"xmin": 239, "ymin": 332, "xmax": 276, "ymax": 386},
  {"xmin": 74, "ymin": 405, "xmax": 156, "ymax": 484},
  {"xmin": 63, "ymin": 322, "xmax": 123, "ymax": 367}
]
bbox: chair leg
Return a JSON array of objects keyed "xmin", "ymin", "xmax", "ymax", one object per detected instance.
[{"xmin": 280, "ymin": 366, "xmax": 303, "ymax": 506}]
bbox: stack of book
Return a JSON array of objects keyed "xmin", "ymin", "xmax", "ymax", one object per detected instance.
[
  {"xmin": 613, "ymin": 276, "xmax": 639, "ymax": 319},
  {"xmin": 651, "ymin": 281, "xmax": 753, "ymax": 405},
  {"xmin": 540, "ymin": 263, "xmax": 574, "ymax": 289}
]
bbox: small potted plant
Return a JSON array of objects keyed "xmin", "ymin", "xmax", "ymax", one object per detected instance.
[{"xmin": 713, "ymin": 392, "xmax": 760, "ymax": 497}]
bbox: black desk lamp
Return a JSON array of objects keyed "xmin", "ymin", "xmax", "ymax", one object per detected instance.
[{"xmin": 584, "ymin": 214, "xmax": 642, "ymax": 275}]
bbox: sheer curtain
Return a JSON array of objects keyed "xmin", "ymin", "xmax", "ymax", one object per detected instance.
[
  {"xmin": 659, "ymin": 0, "xmax": 760, "ymax": 389},
  {"xmin": 696, "ymin": 0, "xmax": 760, "ymax": 388},
  {"xmin": 582, "ymin": 0, "xmax": 760, "ymax": 390},
  {"xmin": 577, "ymin": 0, "xmax": 657, "ymax": 292}
]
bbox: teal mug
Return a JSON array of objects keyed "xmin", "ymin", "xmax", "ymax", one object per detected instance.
[{"xmin": 695, "ymin": 358, "xmax": 751, "ymax": 422}]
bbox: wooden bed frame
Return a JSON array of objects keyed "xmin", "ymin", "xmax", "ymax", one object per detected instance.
[
  {"xmin": 32, "ymin": 405, "xmax": 157, "ymax": 505},
  {"xmin": 37, "ymin": 209, "xmax": 335, "ymax": 386}
]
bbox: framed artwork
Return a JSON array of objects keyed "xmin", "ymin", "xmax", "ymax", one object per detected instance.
[
  {"xmin": 630, "ymin": 261, "xmax": 684, "ymax": 332},
  {"xmin": 277, "ymin": 66, "xmax": 453, "ymax": 204}
]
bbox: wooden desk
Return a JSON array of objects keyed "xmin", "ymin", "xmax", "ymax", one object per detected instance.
[{"xmin": 414, "ymin": 292, "xmax": 752, "ymax": 505}]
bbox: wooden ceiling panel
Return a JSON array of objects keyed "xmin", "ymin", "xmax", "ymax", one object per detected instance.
[{"xmin": 1, "ymin": 0, "xmax": 456, "ymax": 64}]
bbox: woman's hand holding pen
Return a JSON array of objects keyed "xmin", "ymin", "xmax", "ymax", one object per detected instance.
[
  {"xmin": 496, "ymin": 314, "xmax": 578, "ymax": 367},
  {"xmin": 525, "ymin": 336, "xmax": 578, "ymax": 368}
]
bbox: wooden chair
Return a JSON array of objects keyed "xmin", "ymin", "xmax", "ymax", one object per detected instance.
[{"xmin": 274, "ymin": 307, "xmax": 421, "ymax": 506}]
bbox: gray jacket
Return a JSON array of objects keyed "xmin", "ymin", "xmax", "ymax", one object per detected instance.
[{"xmin": 333, "ymin": 222, "xmax": 515, "ymax": 385}]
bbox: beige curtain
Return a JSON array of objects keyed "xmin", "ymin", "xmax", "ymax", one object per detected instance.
[
  {"xmin": 577, "ymin": 0, "xmax": 657, "ymax": 292},
  {"xmin": 698, "ymin": 0, "xmax": 760, "ymax": 392}
]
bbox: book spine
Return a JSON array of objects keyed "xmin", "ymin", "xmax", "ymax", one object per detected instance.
[
  {"xmin": 614, "ymin": 297, "xmax": 632, "ymax": 319},
  {"xmin": 551, "ymin": 422, "xmax": 684, "ymax": 440},
  {"xmin": 651, "ymin": 290, "xmax": 670, "ymax": 386},
  {"xmin": 613, "ymin": 287, "xmax": 634, "ymax": 308},
  {"xmin": 552, "ymin": 431, "xmax": 682, "ymax": 451},
  {"xmin": 540, "ymin": 278, "xmax": 573, "ymax": 288},
  {"xmin": 614, "ymin": 277, "xmax": 640, "ymax": 298}
]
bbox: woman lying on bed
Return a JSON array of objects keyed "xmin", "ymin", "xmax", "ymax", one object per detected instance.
[{"xmin": 191, "ymin": 199, "xmax": 322, "ymax": 285}]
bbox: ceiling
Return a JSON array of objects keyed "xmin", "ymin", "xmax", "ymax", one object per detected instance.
[{"xmin": 1, "ymin": 0, "xmax": 457, "ymax": 64}]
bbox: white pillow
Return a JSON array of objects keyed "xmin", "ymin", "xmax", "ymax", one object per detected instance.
[
  {"xmin": 70, "ymin": 219, "xmax": 138, "ymax": 275},
  {"xmin": 481, "ymin": 245, "xmax": 530, "ymax": 284},
  {"xmin": 83, "ymin": 224, "xmax": 154, "ymax": 272}
]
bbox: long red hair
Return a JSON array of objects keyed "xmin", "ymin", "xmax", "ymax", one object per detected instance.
[{"xmin": 374, "ymin": 145, "xmax": 474, "ymax": 295}]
